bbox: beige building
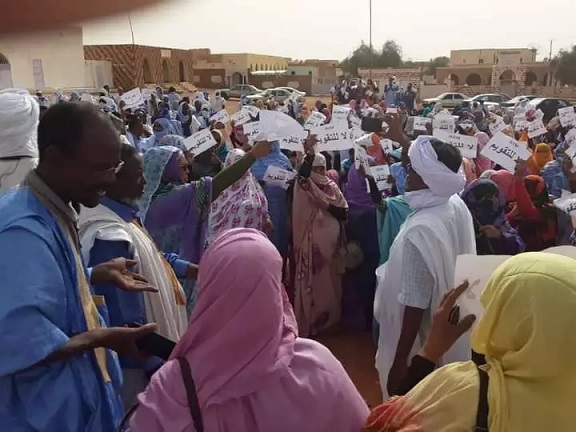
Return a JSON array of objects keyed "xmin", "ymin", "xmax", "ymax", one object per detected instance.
[
  {"xmin": 0, "ymin": 27, "xmax": 112, "ymax": 91},
  {"xmin": 436, "ymin": 48, "xmax": 552, "ymax": 97},
  {"xmin": 194, "ymin": 53, "xmax": 290, "ymax": 86}
]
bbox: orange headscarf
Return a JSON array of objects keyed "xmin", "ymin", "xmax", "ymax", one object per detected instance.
[{"xmin": 527, "ymin": 143, "xmax": 553, "ymax": 174}]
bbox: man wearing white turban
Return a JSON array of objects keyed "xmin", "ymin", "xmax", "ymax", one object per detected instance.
[
  {"xmin": 0, "ymin": 89, "xmax": 40, "ymax": 194},
  {"xmin": 374, "ymin": 134, "xmax": 476, "ymax": 398}
]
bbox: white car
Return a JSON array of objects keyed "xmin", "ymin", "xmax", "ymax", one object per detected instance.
[
  {"xmin": 246, "ymin": 88, "xmax": 305, "ymax": 103},
  {"xmin": 276, "ymin": 87, "xmax": 307, "ymax": 97}
]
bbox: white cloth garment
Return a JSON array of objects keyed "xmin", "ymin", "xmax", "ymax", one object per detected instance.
[
  {"xmin": 0, "ymin": 157, "xmax": 37, "ymax": 194},
  {"xmin": 78, "ymin": 204, "xmax": 188, "ymax": 342},
  {"xmin": 408, "ymin": 135, "xmax": 466, "ymax": 198},
  {"xmin": 374, "ymin": 194, "xmax": 476, "ymax": 398},
  {"xmin": 0, "ymin": 89, "xmax": 40, "ymax": 193}
]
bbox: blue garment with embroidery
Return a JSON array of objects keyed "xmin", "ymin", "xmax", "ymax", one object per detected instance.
[{"xmin": 0, "ymin": 188, "xmax": 123, "ymax": 431}]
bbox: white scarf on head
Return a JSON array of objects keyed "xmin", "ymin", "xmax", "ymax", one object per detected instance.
[
  {"xmin": 405, "ymin": 135, "xmax": 465, "ymax": 210},
  {"xmin": 0, "ymin": 89, "xmax": 39, "ymax": 159}
]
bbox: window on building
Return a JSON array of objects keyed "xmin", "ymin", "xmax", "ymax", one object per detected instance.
[
  {"xmin": 520, "ymin": 58, "xmax": 523, "ymax": 63},
  {"xmin": 291, "ymin": 71, "xmax": 295, "ymax": 76},
  {"xmin": 479, "ymin": 59, "xmax": 484, "ymax": 64}
]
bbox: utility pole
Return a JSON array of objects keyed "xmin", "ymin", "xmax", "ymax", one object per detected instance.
[
  {"xmin": 128, "ymin": 13, "xmax": 137, "ymax": 88},
  {"xmin": 369, "ymin": 0, "xmax": 373, "ymax": 79},
  {"xmin": 549, "ymin": 39, "xmax": 554, "ymax": 61}
]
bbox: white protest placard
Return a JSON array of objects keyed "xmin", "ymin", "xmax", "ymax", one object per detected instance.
[
  {"xmin": 481, "ymin": 132, "xmax": 532, "ymax": 171},
  {"xmin": 241, "ymin": 105, "xmax": 260, "ymax": 117},
  {"xmin": 488, "ymin": 115, "xmax": 507, "ymax": 135},
  {"xmin": 349, "ymin": 127, "xmax": 364, "ymax": 142},
  {"xmin": 354, "ymin": 144, "xmax": 370, "ymax": 172},
  {"xmin": 433, "ymin": 130, "xmax": 478, "ymax": 159},
  {"xmin": 230, "ymin": 109, "xmax": 251, "ymax": 126},
  {"xmin": 559, "ymin": 106, "xmax": 576, "ymax": 129},
  {"xmin": 432, "ymin": 113, "xmax": 456, "ymax": 133},
  {"xmin": 279, "ymin": 135, "xmax": 305, "ymax": 152},
  {"xmin": 514, "ymin": 120, "xmax": 529, "ymax": 132},
  {"xmin": 313, "ymin": 123, "xmax": 353, "ymax": 152},
  {"xmin": 349, "ymin": 113, "xmax": 362, "ymax": 129},
  {"xmin": 262, "ymin": 165, "xmax": 296, "ymax": 190},
  {"xmin": 242, "ymin": 121, "xmax": 261, "ymax": 143},
  {"xmin": 527, "ymin": 119, "xmax": 547, "ymax": 139},
  {"xmin": 554, "ymin": 191, "xmax": 576, "ymax": 215},
  {"xmin": 370, "ymin": 165, "xmax": 391, "ymax": 191},
  {"xmin": 565, "ymin": 129, "xmax": 576, "ymax": 158},
  {"xmin": 258, "ymin": 110, "xmax": 305, "ymax": 141},
  {"xmin": 380, "ymin": 139, "xmax": 395, "ymax": 154},
  {"xmin": 210, "ymin": 109, "xmax": 230, "ymax": 125},
  {"xmin": 386, "ymin": 107, "xmax": 398, "ymax": 114},
  {"xmin": 141, "ymin": 88, "xmax": 154, "ymax": 101},
  {"xmin": 354, "ymin": 133, "xmax": 373, "ymax": 147},
  {"xmin": 332, "ymin": 105, "xmax": 351, "ymax": 125},
  {"xmin": 304, "ymin": 111, "xmax": 326, "ymax": 129},
  {"xmin": 534, "ymin": 109, "xmax": 544, "ymax": 121},
  {"xmin": 120, "ymin": 88, "xmax": 144, "ymax": 109},
  {"xmin": 413, "ymin": 116, "xmax": 429, "ymax": 132},
  {"xmin": 183, "ymin": 128, "xmax": 218, "ymax": 154},
  {"xmin": 455, "ymin": 247, "xmax": 576, "ymax": 328}
]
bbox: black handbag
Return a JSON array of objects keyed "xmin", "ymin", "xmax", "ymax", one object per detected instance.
[
  {"xmin": 475, "ymin": 364, "xmax": 489, "ymax": 431},
  {"xmin": 118, "ymin": 358, "xmax": 204, "ymax": 432}
]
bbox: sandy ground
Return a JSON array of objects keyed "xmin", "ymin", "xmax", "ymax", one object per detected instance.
[{"xmin": 316, "ymin": 331, "xmax": 383, "ymax": 408}]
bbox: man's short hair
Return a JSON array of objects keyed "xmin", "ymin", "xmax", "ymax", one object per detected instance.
[
  {"xmin": 430, "ymin": 139, "xmax": 462, "ymax": 173},
  {"xmin": 120, "ymin": 143, "xmax": 139, "ymax": 162},
  {"xmin": 37, "ymin": 102, "xmax": 114, "ymax": 159}
]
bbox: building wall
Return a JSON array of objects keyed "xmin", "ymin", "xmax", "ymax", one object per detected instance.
[
  {"xmin": 84, "ymin": 60, "xmax": 113, "ymax": 91},
  {"xmin": 449, "ymin": 48, "xmax": 537, "ymax": 66},
  {"xmin": 436, "ymin": 63, "xmax": 551, "ymax": 87},
  {"xmin": 84, "ymin": 44, "xmax": 195, "ymax": 90},
  {"xmin": 0, "ymin": 28, "xmax": 86, "ymax": 90},
  {"xmin": 245, "ymin": 54, "xmax": 290, "ymax": 71},
  {"xmin": 192, "ymin": 69, "xmax": 226, "ymax": 89},
  {"xmin": 287, "ymin": 65, "xmax": 319, "ymax": 77}
]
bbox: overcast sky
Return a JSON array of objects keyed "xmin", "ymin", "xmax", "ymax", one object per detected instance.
[{"xmin": 83, "ymin": 0, "xmax": 574, "ymax": 62}]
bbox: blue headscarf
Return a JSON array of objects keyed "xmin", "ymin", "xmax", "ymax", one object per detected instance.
[
  {"xmin": 541, "ymin": 140, "xmax": 570, "ymax": 199},
  {"xmin": 153, "ymin": 118, "xmax": 177, "ymax": 141},
  {"xmin": 159, "ymin": 135, "xmax": 187, "ymax": 152},
  {"xmin": 250, "ymin": 141, "xmax": 291, "ymax": 180},
  {"xmin": 389, "ymin": 162, "xmax": 407, "ymax": 195},
  {"xmin": 139, "ymin": 146, "xmax": 181, "ymax": 221}
]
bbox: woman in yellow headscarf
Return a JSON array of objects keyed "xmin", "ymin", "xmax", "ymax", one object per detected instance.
[
  {"xmin": 527, "ymin": 143, "xmax": 553, "ymax": 174},
  {"xmin": 364, "ymin": 252, "xmax": 576, "ymax": 432}
]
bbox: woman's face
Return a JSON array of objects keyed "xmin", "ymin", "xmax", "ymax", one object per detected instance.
[
  {"xmin": 312, "ymin": 166, "xmax": 326, "ymax": 176},
  {"xmin": 153, "ymin": 121, "xmax": 163, "ymax": 133},
  {"xmin": 177, "ymin": 154, "xmax": 190, "ymax": 183}
]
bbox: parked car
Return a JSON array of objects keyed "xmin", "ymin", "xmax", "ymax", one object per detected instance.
[
  {"xmin": 528, "ymin": 98, "xmax": 573, "ymax": 123},
  {"xmin": 246, "ymin": 88, "xmax": 304, "ymax": 104},
  {"xmin": 461, "ymin": 93, "xmax": 511, "ymax": 110},
  {"xmin": 275, "ymin": 86, "xmax": 307, "ymax": 97},
  {"xmin": 501, "ymin": 95, "xmax": 538, "ymax": 109},
  {"xmin": 422, "ymin": 92, "xmax": 468, "ymax": 109},
  {"xmin": 219, "ymin": 84, "xmax": 262, "ymax": 100}
]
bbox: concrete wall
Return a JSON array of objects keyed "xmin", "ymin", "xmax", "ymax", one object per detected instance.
[
  {"xmin": 449, "ymin": 49, "xmax": 536, "ymax": 66},
  {"xmin": 0, "ymin": 28, "xmax": 86, "ymax": 90},
  {"xmin": 84, "ymin": 60, "xmax": 113, "ymax": 91}
]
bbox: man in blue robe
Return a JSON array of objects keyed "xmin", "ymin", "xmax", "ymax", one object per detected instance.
[{"xmin": 0, "ymin": 102, "xmax": 157, "ymax": 431}]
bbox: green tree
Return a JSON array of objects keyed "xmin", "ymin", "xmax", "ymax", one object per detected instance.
[
  {"xmin": 340, "ymin": 40, "xmax": 404, "ymax": 74},
  {"xmin": 424, "ymin": 56, "xmax": 450, "ymax": 76},
  {"xmin": 552, "ymin": 46, "xmax": 576, "ymax": 85}
]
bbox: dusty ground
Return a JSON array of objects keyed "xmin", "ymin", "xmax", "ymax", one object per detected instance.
[{"xmin": 316, "ymin": 330, "xmax": 382, "ymax": 408}]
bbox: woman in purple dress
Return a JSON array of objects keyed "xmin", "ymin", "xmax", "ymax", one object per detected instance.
[{"xmin": 139, "ymin": 141, "xmax": 271, "ymax": 314}]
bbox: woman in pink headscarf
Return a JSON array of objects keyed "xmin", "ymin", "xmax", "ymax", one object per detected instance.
[
  {"xmin": 127, "ymin": 228, "xmax": 368, "ymax": 432},
  {"xmin": 474, "ymin": 132, "xmax": 493, "ymax": 176}
]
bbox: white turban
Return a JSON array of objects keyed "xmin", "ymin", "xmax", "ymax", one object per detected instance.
[
  {"xmin": 312, "ymin": 153, "xmax": 326, "ymax": 168},
  {"xmin": 0, "ymin": 88, "xmax": 39, "ymax": 159},
  {"xmin": 408, "ymin": 135, "xmax": 465, "ymax": 197}
]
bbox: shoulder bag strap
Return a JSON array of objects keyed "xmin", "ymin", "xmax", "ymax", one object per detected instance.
[
  {"xmin": 475, "ymin": 365, "xmax": 490, "ymax": 432},
  {"xmin": 178, "ymin": 357, "xmax": 204, "ymax": 432}
]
